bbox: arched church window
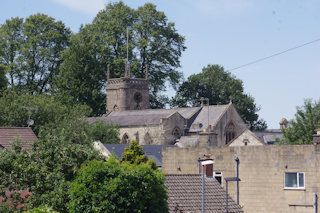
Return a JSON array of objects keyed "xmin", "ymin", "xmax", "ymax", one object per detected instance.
[
  {"xmin": 113, "ymin": 105, "xmax": 119, "ymax": 111},
  {"xmin": 172, "ymin": 127, "xmax": 181, "ymax": 139},
  {"xmin": 121, "ymin": 133, "xmax": 129, "ymax": 144},
  {"xmin": 225, "ymin": 122, "xmax": 235, "ymax": 144}
]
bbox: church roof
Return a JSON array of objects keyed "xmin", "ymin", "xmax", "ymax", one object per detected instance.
[
  {"xmin": 89, "ymin": 107, "xmax": 201, "ymax": 126},
  {"xmin": 189, "ymin": 104, "xmax": 230, "ymax": 132},
  {"xmin": 253, "ymin": 129, "xmax": 283, "ymax": 144}
]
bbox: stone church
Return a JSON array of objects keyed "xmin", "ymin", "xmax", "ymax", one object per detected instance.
[{"xmin": 88, "ymin": 66, "xmax": 248, "ymax": 146}]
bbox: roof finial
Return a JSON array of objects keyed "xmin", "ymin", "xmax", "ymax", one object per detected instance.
[
  {"xmin": 229, "ymin": 95, "xmax": 233, "ymax": 104},
  {"xmin": 145, "ymin": 64, "xmax": 148, "ymax": 80},
  {"xmin": 107, "ymin": 64, "xmax": 110, "ymax": 80},
  {"xmin": 200, "ymin": 97, "xmax": 205, "ymax": 107}
]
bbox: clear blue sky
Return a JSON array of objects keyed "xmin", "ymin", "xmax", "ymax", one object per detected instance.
[{"xmin": 1, "ymin": 0, "xmax": 320, "ymax": 129}]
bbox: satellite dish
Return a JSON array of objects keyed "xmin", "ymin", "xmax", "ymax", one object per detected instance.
[{"xmin": 27, "ymin": 119, "xmax": 34, "ymax": 127}]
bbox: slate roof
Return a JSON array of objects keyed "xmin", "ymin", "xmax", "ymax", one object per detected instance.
[
  {"xmin": 0, "ymin": 127, "xmax": 38, "ymax": 149},
  {"xmin": 103, "ymin": 144, "xmax": 176, "ymax": 167},
  {"xmin": 88, "ymin": 107, "xmax": 200, "ymax": 127},
  {"xmin": 189, "ymin": 105, "xmax": 230, "ymax": 132},
  {"xmin": 165, "ymin": 174, "xmax": 243, "ymax": 213},
  {"xmin": 253, "ymin": 129, "xmax": 283, "ymax": 144}
]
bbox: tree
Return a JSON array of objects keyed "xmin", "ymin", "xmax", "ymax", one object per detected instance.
[
  {"xmin": 0, "ymin": 65, "xmax": 8, "ymax": 93},
  {"xmin": 0, "ymin": 17, "xmax": 23, "ymax": 88},
  {"xmin": 120, "ymin": 140, "xmax": 157, "ymax": 170},
  {"xmin": 0, "ymin": 89, "xmax": 90, "ymax": 135},
  {"xmin": 0, "ymin": 14, "xmax": 71, "ymax": 94},
  {"xmin": 0, "ymin": 112, "xmax": 119, "ymax": 212},
  {"xmin": 56, "ymin": 2, "xmax": 186, "ymax": 114},
  {"xmin": 68, "ymin": 158, "xmax": 168, "ymax": 213},
  {"xmin": 282, "ymin": 99, "xmax": 320, "ymax": 144},
  {"xmin": 171, "ymin": 64, "xmax": 267, "ymax": 130}
]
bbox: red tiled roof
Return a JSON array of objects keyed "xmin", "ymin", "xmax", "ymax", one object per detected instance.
[
  {"xmin": 165, "ymin": 174, "xmax": 243, "ymax": 213},
  {"xmin": 0, "ymin": 127, "xmax": 38, "ymax": 150}
]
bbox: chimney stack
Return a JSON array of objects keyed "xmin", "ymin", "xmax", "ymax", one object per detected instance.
[
  {"xmin": 198, "ymin": 157, "xmax": 214, "ymax": 177},
  {"xmin": 313, "ymin": 129, "xmax": 320, "ymax": 145}
]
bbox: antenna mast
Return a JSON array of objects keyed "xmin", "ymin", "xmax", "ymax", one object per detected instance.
[
  {"xmin": 126, "ymin": 27, "xmax": 129, "ymax": 77},
  {"xmin": 21, "ymin": 106, "xmax": 38, "ymax": 127}
]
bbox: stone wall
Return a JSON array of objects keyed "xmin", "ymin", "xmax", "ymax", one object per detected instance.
[
  {"xmin": 162, "ymin": 145, "xmax": 320, "ymax": 213},
  {"xmin": 106, "ymin": 77, "xmax": 149, "ymax": 112},
  {"xmin": 119, "ymin": 125, "xmax": 161, "ymax": 145}
]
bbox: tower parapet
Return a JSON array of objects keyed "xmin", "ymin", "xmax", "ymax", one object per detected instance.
[{"xmin": 106, "ymin": 65, "xmax": 150, "ymax": 112}]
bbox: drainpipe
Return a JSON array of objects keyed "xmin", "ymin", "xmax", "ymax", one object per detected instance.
[
  {"xmin": 226, "ymin": 180, "xmax": 229, "ymax": 213},
  {"xmin": 202, "ymin": 163, "xmax": 205, "ymax": 213},
  {"xmin": 235, "ymin": 157, "xmax": 239, "ymax": 205},
  {"xmin": 314, "ymin": 193, "xmax": 318, "ymax": 213}
]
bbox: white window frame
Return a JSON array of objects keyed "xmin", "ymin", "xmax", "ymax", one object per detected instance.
[
  {"xmin": 284, "ymin": 172, "xmax": 305, "ymax": 189},
  {"xmin": 213, "ymin": 171, "xmax": 223, "ymax": 186}
]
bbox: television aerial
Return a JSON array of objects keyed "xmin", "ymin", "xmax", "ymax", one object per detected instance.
[{"xmin": 21, "ymin": 106, "xmax": 38, "ymax": 127}]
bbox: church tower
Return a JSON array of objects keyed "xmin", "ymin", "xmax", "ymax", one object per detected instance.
[{"xmin": 106, "ymin": 65, "xmax": 150, "ymax": 112}]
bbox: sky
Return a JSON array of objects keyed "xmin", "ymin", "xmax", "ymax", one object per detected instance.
[{"xmin": 1, "ymin": 0, "xmax": 320, "ymax": 129}]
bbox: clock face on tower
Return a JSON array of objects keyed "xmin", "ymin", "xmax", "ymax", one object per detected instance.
[{"xmin": 134, "ymin": 92, "xmax": 142, "ymax": 103}]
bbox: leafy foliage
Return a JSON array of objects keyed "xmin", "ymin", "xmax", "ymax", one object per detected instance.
[
  {"xmin": 0, "ymin": 14, "xmax": 71, "ymax": 93},
  {"xmin": 56, "ymin": 2, "xmax": 185, "ymax": 114},
  {"xmin": 0, "ymin": 65, "xmax": 8, "ymax": 93},
  {"xmin": 87, "ymin": 120, "xmax": 119, "ymax": 144},
  {"xmin": 171, "ymin": 64, "xmax": 267, "ymax": 131},
  {"xmin": 68, "ymin": 158, "xmax": 168, "ymax": 213},
  {"xmin": 120, "ymin": 140, "xmax": 157, "ymax": 170},
  {"xmin": 0, "ymin": 106, "xmax": 119, "ymax": 212},
  {"xmin": 0, "ymin": 89, "xmax": 90, "ymax": 135},
  {"xmin": 25, "ymin": 205, "xmax": 59, "ymax": 213},
  {"xmin": 0, "ymin": 17, "xmax": 23, "ymax": 88},
  {"xmin": 282, "ymin": 99, "xmax": 320, "ymax": 144}
]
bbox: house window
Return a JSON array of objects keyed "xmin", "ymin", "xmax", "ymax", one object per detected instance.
[
  {"xmin": 284, "ymin": 172, "xmax": 305, "ymax": 189},
  {"xmin": 214, "ymin": 171, "xmax": 223, "ymax": 186}
]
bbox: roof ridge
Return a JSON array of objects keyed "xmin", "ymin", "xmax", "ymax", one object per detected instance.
[
  {"xmin": 165, "ymin": 174, "xmax": 201, "ymax": 176},
  {"xmin": 0, "ymin": 127, "xmax": 32, "ymax": 129}
]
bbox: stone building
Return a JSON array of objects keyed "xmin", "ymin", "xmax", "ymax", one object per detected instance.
[
  {"xmin": 162, "ymin": 140, "xmax": 320, "ymax": 213},
  {"xmin": 88, "ymin": 66, "xmax": 247, "ymax": 145}
]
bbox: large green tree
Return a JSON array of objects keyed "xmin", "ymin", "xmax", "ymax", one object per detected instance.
[
  {"xmin": 0, "ymin": 65, "xmax": 8, "ymax": 93},
  {"xmin": 0, "ymin": 14, "xmax": 71, "ymax": 94},
  {"xmin": 171, "ymin": 64, "xmax": 267, "ymax": 131},
  {"xmin": 56, "ymin": 2, "xmax": 186, "ymax": 115},
  {"xmin": 0, "ymin": 17, "xmax": 23, "ymax": 87},
  {"xmin": 282, "ymin": 99, "xmax": 320, "ymax": 144},
  {"xmin": 68, "ymin": 158, "xmax": 168, "ymax": 213}
]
